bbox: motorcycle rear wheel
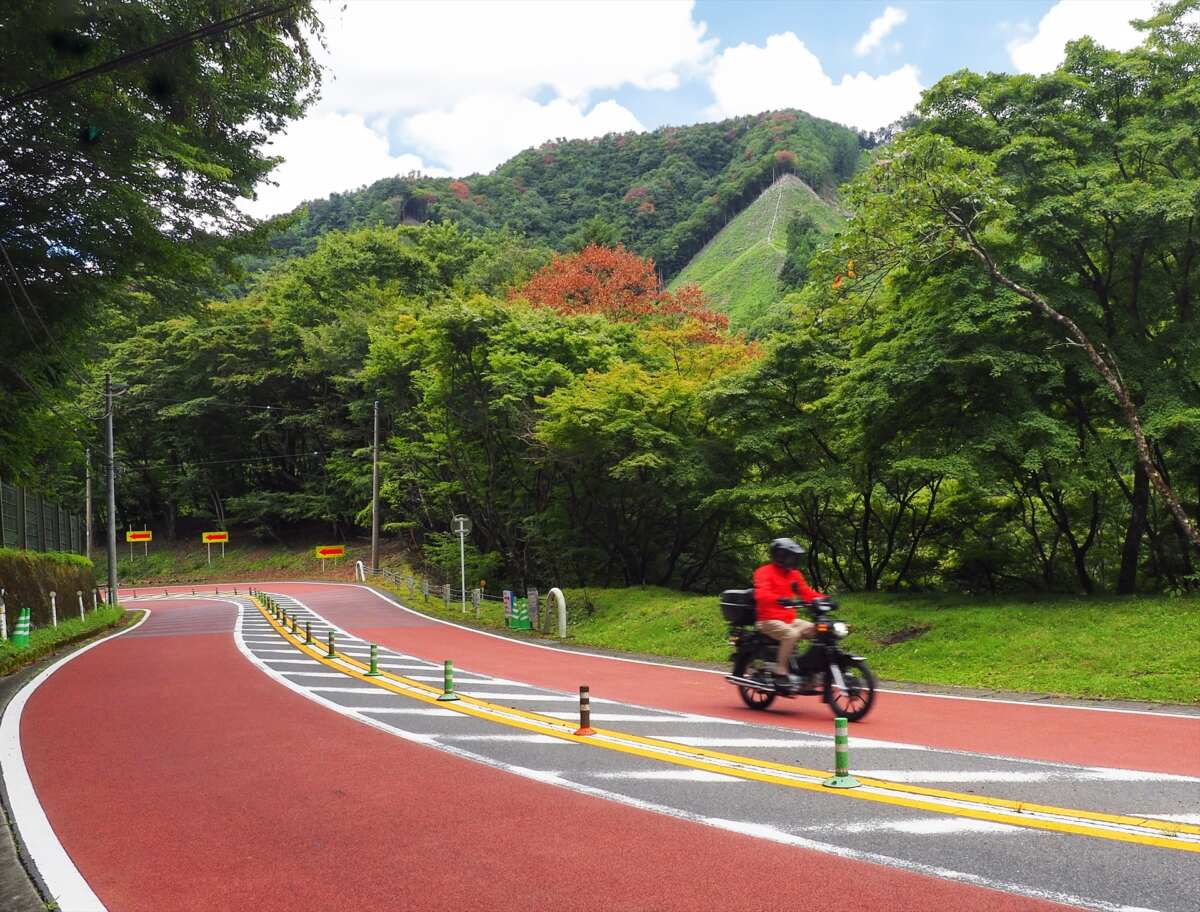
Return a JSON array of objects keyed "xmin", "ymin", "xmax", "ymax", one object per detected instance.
[
  {"xmin": 823, "ymin": 658, "xmax": 876, "ymax": 721},
  {"xmin": 732, "ymin": 654, "xmax": 777, "ymax": 710}
]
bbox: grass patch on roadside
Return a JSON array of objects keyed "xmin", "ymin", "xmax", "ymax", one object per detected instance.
[
  {"xmin": 377, "ymin": 580, "xmax": 1200, "ymax": 703},
  {"xmin": 0, "ymin": 605, "xmax": 131, "ymax": 677}
]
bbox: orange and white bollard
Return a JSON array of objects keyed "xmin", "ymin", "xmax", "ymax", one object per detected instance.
[{"xmin": 574, "ymin": 684, "xmax": 596, "ymax": 736}]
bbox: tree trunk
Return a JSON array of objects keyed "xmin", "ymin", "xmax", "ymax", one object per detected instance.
[{"xmin": 1116, "ymin": 459, "xmax": 1149, "ymax": 594}]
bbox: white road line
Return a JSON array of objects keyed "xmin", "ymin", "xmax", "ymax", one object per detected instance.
[
  {"xmin": 437, "ymin": 734, "xmax": 579, "ymax": 745},
  {"xmin": 309, "ymin": 687, "xmax": 402, "ymax": 695},
  {"xmin": 1144, "ymin": 813, "xmax": 1200, "ymax": 824},
  {"xmin": 457, "ymin": 692, "xmax": 609, "ymax": 702},
  {"xmin": 281, "ymin": 672, "xmax": 347, "ymax": 679},
  {"xmin": 0, "ymin": 611, "xmax": 155, "ymax": 912},
  {"xmin": 263, "ymin": 659, "xmax": 327, "ymax": 666},
  {"xmin": 403, "ymin": 675, "xmax": 498, "ymax": 685},
  {"xmin": 539, "ymin": 712, "xmax": 708, "ymax": 723},
  {"xmin": 855, "ymin": 769, "xmax": 1200, "ymax": 784},
  {"xmin": 356, "ymin": 708, "xmax": 464, "ymax": 717},
  {"xmin": 589, "ymin": 770, "xmax": 744, "ymax": 783}
]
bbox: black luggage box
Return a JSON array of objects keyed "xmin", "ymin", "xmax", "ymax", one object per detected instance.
[{"xmin": 719, "ymin": 588, "xmax": 756, "ymax": 625}]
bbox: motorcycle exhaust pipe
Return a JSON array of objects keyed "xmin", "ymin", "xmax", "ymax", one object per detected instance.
[{"xmin": 725, "ymin": 674, "xmax": 772, "ymax": 691}]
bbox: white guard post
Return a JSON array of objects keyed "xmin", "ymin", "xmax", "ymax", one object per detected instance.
[
  {"xmin": 355, "ymin": 560, "xmax": 366, "ymax": 582},
  {"xmin": 547, "ymin": 587, "xmax": 567, "ymax": 638}
]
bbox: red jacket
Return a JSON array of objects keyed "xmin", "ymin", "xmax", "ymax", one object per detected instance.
[{"xmin": 753, "ymin": 563, "xmax": 823, "ymax": 624}]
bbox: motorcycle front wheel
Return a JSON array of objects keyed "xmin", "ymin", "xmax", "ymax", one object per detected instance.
[
  {"xmin": 823, "ymin": 657, "xmax": 876, "ymax": 721},
  {"xmin": 732, "ymin": 654, "xmax": 777, "ymax": 710}
]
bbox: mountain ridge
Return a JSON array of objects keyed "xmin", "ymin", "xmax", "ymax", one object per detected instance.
[{"xmin": 262, "ymin": 108, "xmax": 865, "ymax": 279}]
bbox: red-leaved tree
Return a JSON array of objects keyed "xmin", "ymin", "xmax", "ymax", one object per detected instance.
[{"xmin": 511, "ymin": 244, "xmax": 730, "ymax": 342}]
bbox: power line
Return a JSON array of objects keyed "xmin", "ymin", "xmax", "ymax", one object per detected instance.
[{"xmin": 2, "ymin": 2, "xmax": 303, "ymax": 108}]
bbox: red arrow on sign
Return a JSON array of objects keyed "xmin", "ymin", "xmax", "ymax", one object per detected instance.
[{"xmin": 315, "ymin": 546, "xmax": 345, "ymax": 558}]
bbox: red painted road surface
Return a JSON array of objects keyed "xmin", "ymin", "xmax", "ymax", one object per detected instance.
[
  {"xmin": 252, "ymin": 582, "xmax": 1200, "ymax": 777},
  {"xmin": 20, "ymin": 597, "xmax": 1073, "ymax": 911}
]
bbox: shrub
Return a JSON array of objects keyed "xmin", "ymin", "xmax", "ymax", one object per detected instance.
[{"xmin": 0, "ymin": 549, "xmax": 96, "ymax": 631}]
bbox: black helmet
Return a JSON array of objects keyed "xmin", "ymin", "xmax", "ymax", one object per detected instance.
[{"xmin": 769, "ymin": 537, "xmax": 805, "ymax": 569}]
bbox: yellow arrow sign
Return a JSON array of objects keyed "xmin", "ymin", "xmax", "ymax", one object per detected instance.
[
  {"xmin": 202, "ymin": 531, "xmax": 229, "ymax": 543},
  {"xmin": 125, "ymin": 530, "xmax": 152, "ymax": 542},
  {"xmin": 315, "ymin": 545, "xmax": 345, "ymax": 559}
]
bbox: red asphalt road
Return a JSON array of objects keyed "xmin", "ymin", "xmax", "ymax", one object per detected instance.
[
  {"xmin": 19, "ymin": 596, "xmax": 1072, "ymax": 912},
  {"xmin": 254, "ymin": 582, "xmax": 1200, "ymax": 777}
]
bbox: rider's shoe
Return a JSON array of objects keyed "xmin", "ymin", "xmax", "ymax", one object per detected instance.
[{"xmin": 773, "ymin": 672, "xmax": 799, "ymax": 690}]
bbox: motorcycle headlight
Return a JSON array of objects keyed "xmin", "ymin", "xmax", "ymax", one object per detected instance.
[{"xmin": 832, "ymin": 621, "xmax": 849, "ymax": 639}]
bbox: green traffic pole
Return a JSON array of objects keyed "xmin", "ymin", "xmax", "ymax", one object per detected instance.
[
  {"xmin": 437, "ymin": 659, "xmax": 459, "ymax": 701},
  {"xmin": 823, "ymin": 716, "xmax": 860, "ymax": 789},
  {"xmin": 305, "ymin": 621, "xmax": 313, "ymax": 645},
  {"xmin": 367, "ymin": 643, "xmax": 380, "ymax": 676},
  {"xmin": 327, "ymin": 630, "xmax": 336, "ymax": 658}
]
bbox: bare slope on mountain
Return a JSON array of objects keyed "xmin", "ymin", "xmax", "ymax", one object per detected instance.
[{"xmin": 669, "ymin": 175, "xmax": 843, "ymax": 329}]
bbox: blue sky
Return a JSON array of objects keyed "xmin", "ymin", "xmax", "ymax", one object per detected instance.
[{"xmin": 243, "ymin": 1, "xmax": 1154, "ymax": 217}]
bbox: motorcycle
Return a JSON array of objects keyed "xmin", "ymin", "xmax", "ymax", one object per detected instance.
[{"xmin": 720, "ymin": 588, "xmax": 876, "ymax": 721}]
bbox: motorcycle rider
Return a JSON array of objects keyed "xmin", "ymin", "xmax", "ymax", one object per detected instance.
[{"xmin": 754, "ymin": 537, "xmax": 823, "ymax": 688}]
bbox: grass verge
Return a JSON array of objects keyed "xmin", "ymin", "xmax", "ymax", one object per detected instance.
[
  {"xmin": 0, "ymin": 605, "xmax": 131, "ymax": 677},
  {"xmin": 376, "ymin": 579, "xmax": 1200, "ymax": 704}
]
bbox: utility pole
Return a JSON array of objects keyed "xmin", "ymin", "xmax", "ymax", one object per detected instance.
[
  {"xmin": 370, "ymin": 399, "xmax": 380, "ymax": 572},
  {"xmin": 84, "ymin": 447, "xmax": 92, "ymax": 557},
  {"xmin": 105, "ymin": 374, "xmax": 118, "ymax": 603}
]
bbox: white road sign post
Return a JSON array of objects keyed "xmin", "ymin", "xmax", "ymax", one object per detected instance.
[{"xmin": 452, "ymin": 514, "xmax": 471, "ymax": 614}]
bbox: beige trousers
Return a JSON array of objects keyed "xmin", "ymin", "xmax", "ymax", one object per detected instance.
[{"xmin": 756, "ymin": 618, "xmax": 815, "ymax": 675}]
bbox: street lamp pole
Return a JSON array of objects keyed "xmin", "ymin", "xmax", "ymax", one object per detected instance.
[
  {"xmin": 371, "ymin": 399, "xmax": 380, "ymax": 572},
  {"xmin": 105, "ymin": 373, "xmax": 117, "ymax": 603}
]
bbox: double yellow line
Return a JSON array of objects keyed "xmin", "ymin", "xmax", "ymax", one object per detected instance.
[{"xmin": 253, "ymin": 600, "xmax": 1200, "ymax": 853}]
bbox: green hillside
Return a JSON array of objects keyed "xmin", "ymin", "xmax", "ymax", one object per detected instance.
[
  {"xmin": 261, "ymin": 110, "xmax": 863, "ymax": 279},
  {"xmin": 669, "ymin": 174, "xmax": 843, "ymax": 328}
]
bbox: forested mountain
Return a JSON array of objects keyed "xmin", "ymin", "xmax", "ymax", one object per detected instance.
[{"xmin": 260, "ymin": 109, "xmax": 863, "ymax": 279}]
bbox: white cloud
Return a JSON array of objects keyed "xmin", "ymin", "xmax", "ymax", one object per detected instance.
[
  {"xmin": 314, "ymin": 0, "xmax": 714, "ymax": 113},
  {"xmin": 708, "ymin": 32, "xmax": 922, "ymax": 131},
  {"xmin": 243, "ymin": 1, "xmax": 713, "ymax": 214},
  {"xmin": 1007, "ymin": 0, "xmax": 1153, "ymax": 74},
  {"xmin": 400, "ymin": 96, "xmax": 644, "ymax": 177},
  {"xmin": 855, "ymin": 6, "xmax": 908, "ymax": 56},
  {"xmin": 240, "ymin": 112, "xmax": 445, "ymax": 218}
]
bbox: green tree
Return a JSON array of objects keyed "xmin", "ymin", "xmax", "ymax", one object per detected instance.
[
  {"xmin": 827, "ymin": 8, "xmax": 1200, "ymax": 584},
  {"xmin": 1, "ymin": 1, "xmax": 324, "ymax": 480}
]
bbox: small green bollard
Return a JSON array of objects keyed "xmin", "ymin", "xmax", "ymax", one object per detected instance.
[
  {"xmin": 823, "ymin": 717, "xmax": 860, "ymax": 789},
  {"xmin": 327, "ymin": 630, "xmax": 336, "ymax": 658},
  {"xmin": 367, "ymin": 643, "xmax": 380, "ymax": 676},
  {"xmin": 305, "ymin": 621, "xmax": 313, "ymax": 645},
  {"xmin": 437, "ymin": 659, "xmax": 459, "ymax": 701}
]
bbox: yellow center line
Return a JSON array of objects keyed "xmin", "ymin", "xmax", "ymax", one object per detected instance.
[{"xmin": 251, "ymin": 600, "xmax": 1200, "ymax": 852}]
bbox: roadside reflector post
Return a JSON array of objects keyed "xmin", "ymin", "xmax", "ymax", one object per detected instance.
[
  {"xmin": 367, "ymin": 644, "xmax": 380, "ymax": 676},
  {"xmin": 92, "ymin": 590, "xmax": 98, "ymax": 611},
  {"xmin": 574, "ymin": 684, "xmax": 595, "ymax": 736},
  {"xmin": 823, "ymin": 717, "xmax": 860, "ymax": 789},
  {"xmin": 437, "ymin": 660, "xmax": 459, "ymax": 701},
  {"xmin": 305, "ymin": 621, "xmax": 312, "ymax": 645},
  {"xmin": 77, "ymin": 590, "xmax": 84, "ymax": 620},
  {"xmin": 327, "ymin": 630, "xmax": 336, "ymax": 658},
  {"xmin": 12, "ymin": 605, "xmax": 31, "ymax": 648},
  {"xmin": 49, "ymin": 591, "xmax": 57, "ymax": 627},
  {"xmin": 0, "ymin": 588, "xmax": 6, "ymax": 641}
]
